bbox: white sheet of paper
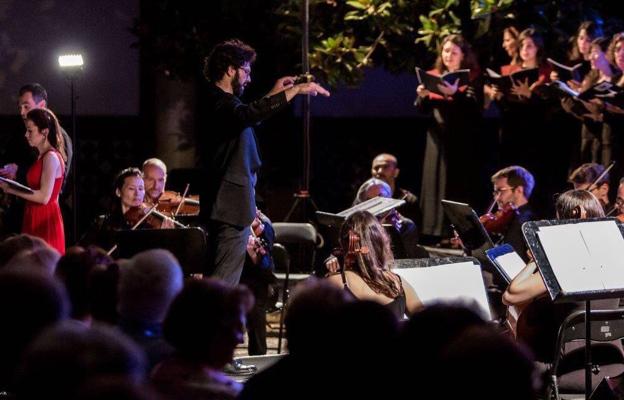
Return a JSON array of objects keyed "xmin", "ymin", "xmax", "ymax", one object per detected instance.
[
  {"xmin": 577, "ymin": 221, "xmax": 624, "ymax": 290},
  {"xmin": 394, "ymin": 262, "xmax": 491, "ymax": 320},
  {"xmin": 537, "ymin": 224, "xmax": 604, "ymax": 293},
  {"xmin": 496, "ymin": 251, "xmax": 526, "ymax": 281}
]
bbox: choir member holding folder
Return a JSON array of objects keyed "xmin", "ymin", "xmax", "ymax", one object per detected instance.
[
  {"xmin": 489, "ymin": 29, "xmax": 553, "ymax": 211},
  {"xmin": 414, "ymin": 34, "xmax": 485, "ymax": 237}
]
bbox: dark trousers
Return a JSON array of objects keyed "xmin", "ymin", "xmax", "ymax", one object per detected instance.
[{"xmin": 208, "ymin": 221, "xmax": 250, "ymax": 286}]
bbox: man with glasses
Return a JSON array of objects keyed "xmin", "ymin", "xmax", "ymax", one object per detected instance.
[
  {"xmin": 201, "ymin": 39, "xmax": 330, "ymax": 285},
  {"xmin": 489, "ymin": 165, "xmax": 537, "ymax": 262}
]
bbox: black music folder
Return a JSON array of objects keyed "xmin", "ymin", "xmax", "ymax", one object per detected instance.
[
  {"xmin": 0, "ymin": 176, "xmax": 34, "ymax": 194},
  {"xmin": 441, "ymin": 199, "xmax": 494, "ymax": 251},
  {"xmin": 484, "ymin": 67, "xmax": 539, "ymax": 93},
  {"xmin": 415, "ymin": 67, "xmax": 470, "ymax": 96}
]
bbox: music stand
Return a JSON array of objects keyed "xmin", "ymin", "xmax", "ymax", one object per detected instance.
[
  {"xmin": 522, "ymin": 218, "xmax": 624, "ymax": 399},
  {"xmin": 485, "ymin": 244, "xmax": 526, "ymax": 285},
  {"xmin": 393, "ymin": 256, "xmax": 492, "ymax": 320},
  {"xmin": 316, "ymin": 196, "xmax": 405, "ymax": 228},
  {"xmin": 115, "ymin": 227, "xmax": 207, "ymax": 275}
]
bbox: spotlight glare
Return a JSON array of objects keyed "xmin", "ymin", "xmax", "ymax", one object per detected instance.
[{"xmin": 58, "ymin": 54, "xmax": 84, "ymax": 68}]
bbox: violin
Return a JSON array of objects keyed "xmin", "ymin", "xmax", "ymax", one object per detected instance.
[
  {"xmin": 479, "ymin": 200, "xmax": 519, "ymax": 235},
  {"xmin": 156, "ymin": 190, "xmax": 200, "ymax": 217},
  {"xmin": 124, "ymin": 204, "xmax": 187, "ymax": 229}
]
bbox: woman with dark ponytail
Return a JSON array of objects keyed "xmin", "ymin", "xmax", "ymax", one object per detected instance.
[{"xmin": 0, "ymin": 108, "xmax": 67, "ymax": 253}]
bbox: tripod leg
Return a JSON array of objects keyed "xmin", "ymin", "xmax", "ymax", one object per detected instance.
[{"xmin": 284, "ymin": 197, "xmax": 302, "ymax": 222}]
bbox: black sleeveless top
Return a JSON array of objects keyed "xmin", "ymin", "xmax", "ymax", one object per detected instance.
[{"xmin": 341, "ymin": 271, "xmax": 407, "ymax": 319}]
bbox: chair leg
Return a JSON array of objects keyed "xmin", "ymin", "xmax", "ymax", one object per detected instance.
[{"xmin": 277, "ymin": 264, "xmax": 290, "ymax": 354}]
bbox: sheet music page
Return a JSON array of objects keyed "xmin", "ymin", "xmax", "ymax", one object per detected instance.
[
  {"xmin": 394, "ymin": 262, "xmax": 491, "ymax": 320},
  {"xmin": 537, "ymin": 225, "xmax": 604, "ymax": 293},
  {"xmin": 577, "ymin": 221, "xmax": 624, "ymax": 290},
  {"xmin": 496, "ymin": 252, "xmax": 526, "ymax": 281}
]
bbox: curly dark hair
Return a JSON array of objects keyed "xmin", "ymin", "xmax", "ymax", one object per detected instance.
[{"xmin": 203, "ymin": 39, "xmax": 256, "ymax": 82}]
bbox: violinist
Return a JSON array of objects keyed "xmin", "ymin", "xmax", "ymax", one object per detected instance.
[
  {"xmin": 485, "ymin": 166, "xmax": 537, "ymax": 262},
  {"xmin": 80, "ymin": 167, "xmax": 174, "ymax": 250},
  {"xmin": 568, "ymin": 163, "xmax": 611, "ymax": 212},
  {"xmin": 613, "ymin": 178, "xmax": 624, "ymax": 222},
  {"xmin": 142, "ymin": 158, "xmax": 168, "ymax": 207}
]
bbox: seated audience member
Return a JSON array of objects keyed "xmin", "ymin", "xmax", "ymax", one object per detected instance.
[
  {"xmin": 568, "ymin": 162, "xmax": 611, "ymax": 211},
  {"xmin": 151, "ymin": 278, "xmax": 253, "ymax": 400},
  {"xmin": 55, "ymin": 246, "xmax": 114, "ymax": 324},
  {"xmin": 325, "ymin": 211, "xmax": 423, "ymax": 318},
  {"xmin": 353, "ymin": 178, "xmax": 428, "ymax": 258},
  {"xmin": 434, "ymin": 326, "xmax": 538, "ymax": 400},
  {"xmin": 0, "ymin": 233, "xmax": 48, "ymax": 267},
  {"xmin": 1, "ymin": 244, "xmax": 60, "ymax": 276},
  {"xmin": 89, "ymin": 261, "xmax": 122, "ymax": 325},
  {"xmin": 117, "ymin": 249, "xmax": 183, "ymax": 370},
  {"xmin": 238, "ymin": 279, "xmax": 355, "ymax": 400},
  {"xmin": 15, "ymin": 320, "xmax": 146, "ymax": 400},
  {"xmin": 0, "ymin": 271, "xmax": 69, "ymax": 393},
  {"xmin": 239, "ymin": 209, "xmax": 278, "ymax": 355},
  {"xmin": 370, "ymin": 153, "xmax": 421, "ymax": 225},
  {"xmin": 503, "ymin": 190, "xmax": 624, "ymax": 388}
]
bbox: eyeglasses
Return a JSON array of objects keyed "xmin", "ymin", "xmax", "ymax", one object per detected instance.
[
  {"xmin": 492, "ymin": 186, "xmax": 516, "ymax": 196},
  {"xmin": 238, "ymin": 66, "xmax": 251, "ymax": 75}
]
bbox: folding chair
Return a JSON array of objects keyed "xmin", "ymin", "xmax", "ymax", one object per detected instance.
[{"xmin": 549, "ymin": 309, "xmax": 624, "ymax": 400}]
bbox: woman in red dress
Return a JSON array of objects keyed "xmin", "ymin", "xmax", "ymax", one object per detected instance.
[{"xmin": 0, "ymin": 109, "xmax": 67, "ymax": 254}]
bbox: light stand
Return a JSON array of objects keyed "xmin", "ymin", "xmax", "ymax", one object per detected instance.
[
  {"xmin": 58, "ymin": 54, "xmax": 83, "ymax": 243},
  {"xmin": 284, "ymin": 0, "xmax": 319, "ymax": 222}
]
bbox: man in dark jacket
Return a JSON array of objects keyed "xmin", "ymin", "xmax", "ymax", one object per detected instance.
[{"xmin": 199, "ymin": 39, "xmax": 329, "ymax": 285}]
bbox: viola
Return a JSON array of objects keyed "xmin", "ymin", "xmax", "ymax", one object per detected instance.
[
  {"xmin": 479, "ymin": 202, "xmax": 519, "ymax": 235},
  {"xmin": 617, "ymin": 214, "xmax": 624, "ymax": 223},
  {"xmin": 156, "ymin": 190, "xmax": 200, "ymax": 217}
]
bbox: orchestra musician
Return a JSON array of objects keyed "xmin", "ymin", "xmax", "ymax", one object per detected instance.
[
  {"xmin": 353, "ymin": 178, "xmax": 428, "ymax": 259},
  {"xmin": 370, "ymin": 153, "xmax": 421, "ymax": 227},
  {"xmin": 80, "ymin": 167, "xmax": 174, "ymax": 250},
  {"xmin": 142, "ymin": 158, "xmax": 168, "ymax": 207},
  {"xmin": 484, "ymin": 166, "xmax": 537, "ymax": 262},
  {"xmin": 568, "ymin": 163, "xmax": 611, "ymax": 212},
  {"xmin": 239, "ymin": 209, "xmax": 277, "ymax": 356},
  {"xmin": 141, "ymin": 158, "xmax": 199, "ymax": 221},
  {"xmin": 502, "ymin": 190, "xmax": 622, "ymax": 366},
  {"xmin": 613, "ymin": 177, "xmax": 624, "ymax": 222}
]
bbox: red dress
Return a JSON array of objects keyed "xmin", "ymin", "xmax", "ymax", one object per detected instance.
[{"xmin": 22, "ymin": 150, "xmax": 65, "ymax": 254}]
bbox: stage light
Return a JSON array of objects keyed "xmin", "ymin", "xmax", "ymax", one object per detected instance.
[{"xmin": 58, "ymin": 54, "xmax": 84, "ymax": 68}]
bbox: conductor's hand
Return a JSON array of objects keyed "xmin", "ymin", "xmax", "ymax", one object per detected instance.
[
  {"xmin": 0, "ymin": 163, "xmax": 18, "ymax": 180},
  {"xmin": 267, "ymin": 76, "xmax": 296, "ymax": 97},
  {"xmin": 296, "ymin": 82, "xmax": 330, "ymax": 97}
]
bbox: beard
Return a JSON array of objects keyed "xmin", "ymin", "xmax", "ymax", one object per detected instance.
[{"xmin": 232, "ymin": 71, "xmax": 245, "ymax": 97}]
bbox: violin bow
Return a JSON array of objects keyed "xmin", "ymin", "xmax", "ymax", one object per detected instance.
[
  {"xmin": 172, "ymin": 183, "xmax": 191, "ymax": 218},
  {"xmin": 587, "ymin": 161, "xmax": 615, "ymax": 192},
  {"xmin": 106, "ymin": 204, "xmax": 160, "ymax": 256}
]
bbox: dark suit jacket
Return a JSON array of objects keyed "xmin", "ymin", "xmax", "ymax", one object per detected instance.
[{"xmin": 199, "ymin": 84, "xmax": 288, "ymax": 228}]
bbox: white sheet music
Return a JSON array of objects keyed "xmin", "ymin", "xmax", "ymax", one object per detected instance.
[
  {"xmin": 536, "ymin": 220, "xmax": 624, "ymax": 293},
  {"xmin": 496, "ymin": 251, "xmax": 526, "ymax": 281},
  {"xmin": 394, "ymin": 262, "xmax": 491, "ymax": 320}
]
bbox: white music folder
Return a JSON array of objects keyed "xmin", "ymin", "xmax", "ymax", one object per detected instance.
[{"xmin": 394, "ymin": 261, "xmax": 491, "ymax": 320}]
